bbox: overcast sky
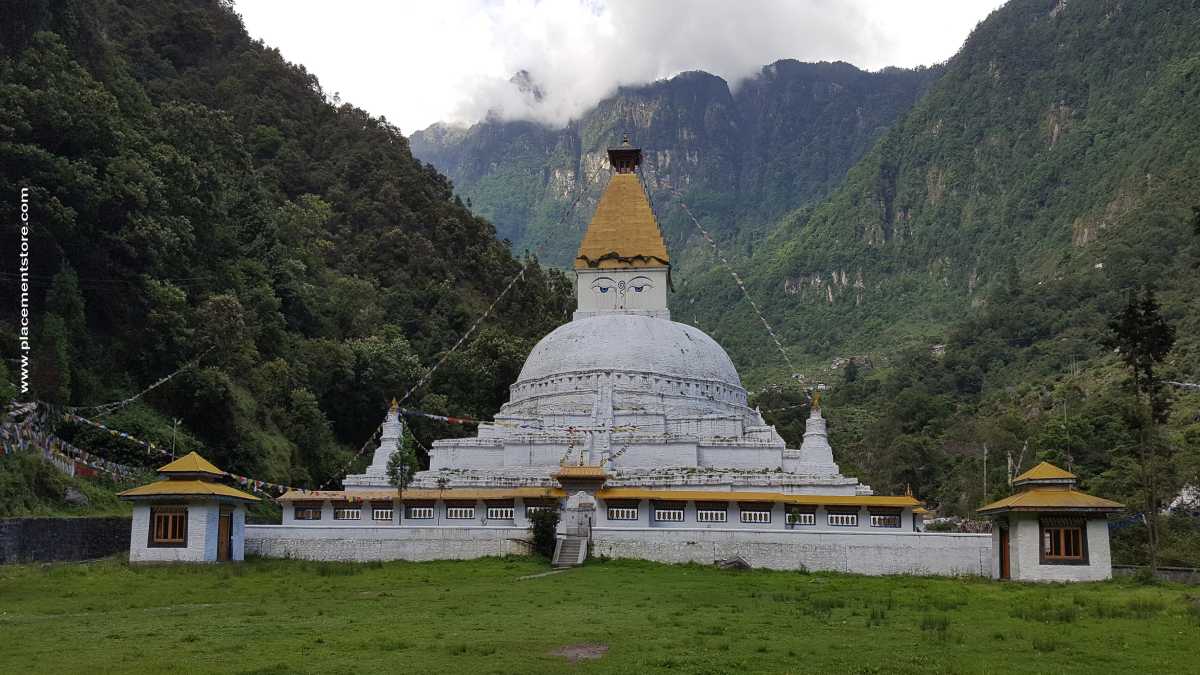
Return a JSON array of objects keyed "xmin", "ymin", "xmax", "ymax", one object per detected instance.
[{"xmin": 235, "ymin": 0, "xmax": 1005, "ymax": 134}]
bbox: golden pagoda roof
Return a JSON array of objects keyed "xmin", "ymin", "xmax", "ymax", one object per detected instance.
[
  {"xmin": 575, "ymin": 173, "xmax": 669, "ymax": 269},
  {"xmin": 119, "ymin": 479, "xmax": 259, "ymax": 502},
  {"xmin": 157, "ymin": 452, "xmax": 224, "ymax": 476},
  {"xmin": 977, "ymin": 488, "xmax": 1122, "ymax": 514},
  {"xmin": 1012, "ymin": 461, "xmax": 1076, "ymax": 484}
]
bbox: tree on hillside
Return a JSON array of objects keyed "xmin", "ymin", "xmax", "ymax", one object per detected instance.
[{"xmin": 1105, "ymin": 287, "xmax": 1178, "ymax": 569}]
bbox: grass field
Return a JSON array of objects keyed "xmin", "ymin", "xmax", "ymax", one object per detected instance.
[{"xmin": 1, "ymin": 557, "xmax": 1197, "ymax": 674}]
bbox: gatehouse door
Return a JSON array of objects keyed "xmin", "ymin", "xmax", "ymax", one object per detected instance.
[
  {"xmin": 998, "ymin": 527, "xmax": 1010, "ymax": 580},
  {"xmin": 217, "ymin": 510, "xmax": 232, "ymax": 561}
]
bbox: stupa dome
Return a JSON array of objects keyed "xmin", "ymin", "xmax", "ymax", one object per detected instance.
[{"xmin": 515, "ymin": 314, "xmax": 742, "ymax": 389}]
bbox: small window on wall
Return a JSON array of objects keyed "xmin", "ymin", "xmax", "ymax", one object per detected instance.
[
  {"xmin": 739, "ymin": 503, "xmax": 772, "ymax": 524},
  {"xmin": 149, "ymin": 506, "xmax": 187, "ymax": 547},
  {"xmin": 654, "ymin": 507, "xmax": 684, "ymax": 522},
  {"xmin": 446, "ymin": 506, "xmax": 476, "ymax": 520},
  {"xmin": 333, "ymin": 506, "xmax": 361, "ymax": 520},
  {"xmin": 406, "ymin": 505, "xmax": 434, "ymax": 520},
  {"xmin": 1041, "ymin": 517, "xmax": 1088, "ymax": 564},
  {"xmin": 697, "ymin": 509, "xmax": 728, "ymax": 523},
  {"xmin": 828, "ymin": 512, "xmax": 858, "ymax": 527},
  {"xmin": 607, "ymin": 503, "xmax": 639, "ymax": 521},
  {"xmin": 487, "ymin": 507, "xmax": 515, "ymax": 520},
  {"xmin": 786, "ymin": 505, "xmax": 816, "ymax": 526},
  {"xmin": 525, "ymin": 500, "xmax": 558, "ymax": 517},
  {"xmin": 869, "ymin": 508, "xmax": 902, "ymax": 528},
  {"xmin": 372, "ymin": 507, "xmax": 393, "ymax": 522},
  {"xmin": 294, "ymin": 502, "xmax": 322, "ymax": 521}
]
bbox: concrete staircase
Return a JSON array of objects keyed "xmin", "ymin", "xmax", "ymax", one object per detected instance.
[{"xmin": 552, "ymin": 535, "xmax": 587, "ymax": 568}]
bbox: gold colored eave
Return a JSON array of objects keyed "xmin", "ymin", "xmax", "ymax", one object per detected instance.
[
  {"xmin": 119, "ymin": 479, "xmax": 259, "ymax": 502},
  {"xmin": 977, "ymin": 488, "xmax": 1123, "ymax": 514}
]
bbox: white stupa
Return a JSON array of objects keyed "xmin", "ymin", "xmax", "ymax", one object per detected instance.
[{"xmin": 348, "ymin": 138, "xmax": 869, "ymax": 497}]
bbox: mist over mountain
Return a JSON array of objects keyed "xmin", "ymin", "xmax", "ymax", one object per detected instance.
[{"xmin": 411, "ymin": 60, "xmax": 940, "ymax": 267}]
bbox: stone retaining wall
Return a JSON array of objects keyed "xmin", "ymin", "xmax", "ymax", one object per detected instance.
[
  {"xmin": 0, "ymin": 517, "xmax": 130, "ymax": 564},
  {"xmin": 591, "ymin": 528, "xmax": 993, "ymax": 576},
  {"xmin": 1113, "ymin": 564, "xmax": 1200, "ymax": 585},
  {"xmin": 246, "ymin": 525, "xmax": 532, "ymax": 562}
]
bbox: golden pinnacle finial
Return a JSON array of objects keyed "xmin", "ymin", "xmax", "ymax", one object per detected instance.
[
  {"xmin": 905, "ymin": 483, "xmax": 913, "ymax": 497},
  {"xmin": 812, "ymin": 390, "xmax": 822, "ymax": 409}
]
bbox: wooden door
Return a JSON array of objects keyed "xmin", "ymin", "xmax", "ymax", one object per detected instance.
[
  {"xmin": 998, "ymin": 527, "xmax": 1011, "ymax": 580},
  {"xmin": 217, "ymin": 511, "xmax": 232, "ymax": 561}
]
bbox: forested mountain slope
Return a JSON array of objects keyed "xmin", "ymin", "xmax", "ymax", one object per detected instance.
[
  {"xmin": 411, "ymin": 61, "xmax": 939, "ymax": 267},
  {"xmin": 699, "ymin": 0, "xmax": 1200, "ymax": 368},
  {"xmin": 0, "ymin": 0, "xmax": 571, "ymax": 486},
  {"xmin": 738, "ymin": 0, "xmax": 1200, "ymax": 552}
]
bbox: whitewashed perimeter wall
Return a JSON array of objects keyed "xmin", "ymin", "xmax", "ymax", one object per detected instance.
[
  {"xmin": 248, "ymin": 524, "xmax": 992, "ymax": 576},
  {"xmin": 245, "ymin": 525, "xmax": 532, "ymax": 562},
  {"xmin": 592, "ymin": 528, "xmax": 993, "ymax": 576}
]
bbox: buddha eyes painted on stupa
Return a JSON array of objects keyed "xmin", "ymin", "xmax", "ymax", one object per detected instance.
[
  {"xmin": 591, "ymin": 277, "xmax": 617, "ymax": 294},
  {"xmin": 629, "ymin": 276, "xmax": 652, "ymax": 293}
]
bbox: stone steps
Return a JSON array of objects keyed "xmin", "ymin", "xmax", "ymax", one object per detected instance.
[{"xmin": 552, "ymin": 536, "xmax": 587, "ymax": 567}]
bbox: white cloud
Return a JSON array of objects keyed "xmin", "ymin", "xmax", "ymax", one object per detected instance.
[{"xmin": 234, "ymin": 0, "xmax": 1004, "ymax": 134}]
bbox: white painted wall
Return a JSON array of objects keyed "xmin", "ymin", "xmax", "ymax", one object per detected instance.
[
  {"xmin": 591, "ymin": 528, "xmax": 992, "ymax": 576},
  {"xmin": 246, "ymin": 525, "xmax": 532, "ymax": 562},
  {"xmin": 129, "ymin": 502, "xmax": 214, "ymax": 563},
  {"xmin": 247, "ymin": 523, "xmax": 991, "ymax": 576},
  {"xmin": 1003, "ymin": 512, "xmax": 1113, "ymax": 582},
  {"xmin": 129, "ymin": 501, "xmax": 247, "ymax": 563}
]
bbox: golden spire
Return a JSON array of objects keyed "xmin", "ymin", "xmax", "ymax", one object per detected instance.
[{"xmin": 574, "ymin": 137, "xmax": 669, "ymax": 270}]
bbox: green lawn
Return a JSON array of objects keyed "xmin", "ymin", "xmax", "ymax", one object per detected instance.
[{"xmin": 0, "ymin": 557, "xmax": 1196, "ymax": 674}]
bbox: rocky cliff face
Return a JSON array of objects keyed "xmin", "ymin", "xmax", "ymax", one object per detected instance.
[{"xmin": 411, "ymin": 61, "xmax": 939, "ymax": 267}]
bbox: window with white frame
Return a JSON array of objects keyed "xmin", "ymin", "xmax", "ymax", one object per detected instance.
[
  {"xmin": 487, "ymin": 507, "xmax": 515, "ymax": 520},
  {"xmin": 372, "ymin": 508, "xmax": 393, "ymax": 522},
  {"xmin": 293, "ymin": 502, "xmax": 322, "ymax": 521},
  {"xmin": 405, "ymin": 506, "xmax": 434, "ymax": 520},
  {"xmin": 870, "ymin": 514, "xmax": 901, "ymax": 528},
  {"xmin": 740, "ymin": 509, "xmax": 771, "ymax": 524},
  {"xmin": 446, "ymin": 507, "xmax": 475, "ymax": 520},
  {"xmin": 654, "ymin": 508, "xmax": 684, "ymax": 522},
  {"xmin": 787, "ymin": 512, "xmax": 816, "ymax": 526},
  {"xmin": 828, "ymin": 512, "xmax": 858, "ymax": 527},
  {"xmin": 696, "ymin": 509, "xmax": 728, "ymax": 523},
  {"xmin": 607, "ymin": 507, "xmax": 639, "ymax": 521},
  {"xmin": 525, "ymin": 505, "xmax": 554, "ymax": 516},
  {"xmin": 333, "ymin": 508, "xmax": 361, "ymax": 520}
]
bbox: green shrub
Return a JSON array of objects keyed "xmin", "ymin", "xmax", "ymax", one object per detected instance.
[{"xmin": 528, "ymin": 508, "xmax": 560, "ymax": 559}]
